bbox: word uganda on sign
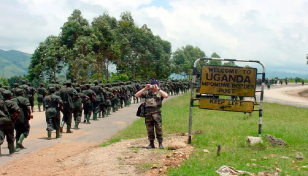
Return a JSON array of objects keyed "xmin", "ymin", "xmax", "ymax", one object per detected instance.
[{"xmin": 199, "ymin": 66, "xmax": 257, "ymax": 97}]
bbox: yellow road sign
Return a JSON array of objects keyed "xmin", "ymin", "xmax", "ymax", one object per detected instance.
[
  {"xmin": 199, "ymin": 66, "xmax": 257, "ymax": 97},
  {"xmin": 198, "ymin": 98, "xmax": 254, "ymax": 112}
]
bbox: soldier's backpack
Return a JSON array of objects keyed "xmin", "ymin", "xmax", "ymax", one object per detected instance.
[{"xmin": 60, "ymin": 88, "xmax": 74, "ymax": 109}]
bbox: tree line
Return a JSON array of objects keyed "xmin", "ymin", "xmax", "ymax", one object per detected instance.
[{"xmin": 26, "ymin": 9, "xmax": 228, "ymax": 83}]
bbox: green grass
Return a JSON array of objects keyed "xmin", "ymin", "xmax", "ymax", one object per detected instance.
[{"xmin": 101, "ymin": 93, "xmax": 308, "ymax": 175}]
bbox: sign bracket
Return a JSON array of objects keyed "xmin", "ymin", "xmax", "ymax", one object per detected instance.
[{"xmin": 188, "ymin": 58, "xmax": 265, "ymax": 144}]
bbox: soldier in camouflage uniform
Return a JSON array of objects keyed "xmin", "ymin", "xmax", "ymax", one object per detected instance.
[
  {"xmin": 91, "ymin": 80, "xmax": 104, "ymax": 120},
  {"xmin": 37, "ymin": 83, "xmax": 46, "ymax": 112},
  {"xmin": 59, "ymin": 82, "xmax": 78, "ymax": 133},
  {"xmin": 12, "ymin": 89, "xmax": 32, "ymax": 149},
  {"xmin": 73, "ymin": 87, "xmax": 89, "ymax": 129},
  {"xmin": 27, "ymin": 83, "xmax": 36, "ymax": 112},
  {"xmin": 135, "ymin": 80, "xmax": 169, "ymax": 149},
  {"xmin": 20, "ymin": 80, "xmax": 30, "ymax": 99},
  {"xmin": 44, "ymin": 87, "xmax": 63, "ymax": 139},
  {"xmin": 82, "ymin": 85, "xmax": 95, "ymax": 124},
  {"xmin": 11, "ymin": 83, "xmax": 19, "ymax": 98},
  {"xmin": 0, "ymin": 90, "xmax": 21, "ymax": 154}
]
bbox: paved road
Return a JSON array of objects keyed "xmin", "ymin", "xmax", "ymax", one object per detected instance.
[{"xmin": 258, "ymin": 83, "xmax": 308, "ymax": 108}]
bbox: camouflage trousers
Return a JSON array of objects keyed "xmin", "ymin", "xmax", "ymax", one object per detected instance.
[
  {"xmin": 92, "ymin": 102, "xmax": 100, "ymax": 114},
  {"xmin": 15, "ymin": 120, "xmax": 30, "ymax": 140},
  {"xmin": 145, "ymin": 112, "xmax": 163, "ymax": 141},
  {"xmin": 73, "ymin": 107, "xmax": 82, "ymax": 123},
  {"xmin": 0, "ymin": 128, "xmax": 15, "ymax": 145},
  {"xmin": 46, "ymin": 109, "xmax": 60, "ymax": 131}
]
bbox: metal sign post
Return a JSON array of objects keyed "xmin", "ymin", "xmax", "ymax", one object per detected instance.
[{"xmin": 188, "ymin": 58, "xmax": 265, "ymax": 144}]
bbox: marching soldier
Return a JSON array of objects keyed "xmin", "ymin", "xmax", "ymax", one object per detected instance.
[
  {"xmin": 0, "ymin": 90, "xmax": 21, "ymax": 154},
  {"xmin": 44, "ymin": 87, "xmax": 63, "ymax": 139},
  {"xmin": 27, "ymin": 83, "xmax": 36, "ymax": 112},
  {"xmin": 59, "ymin": 81, "xmax": 78, "ymax": 133},
  {"xmin": 90, "ymin": 80, "xmax": 103, "ymax": 121},
  {"xmin": 12, "ymin": 89, "xmax": 32, "ymax": 149},
  {"xmin": 73, "ymin": 87, "xmax": 89, "ymax": 129},
  {"xmin": 37, "ymin": 83, "xmax": 46, "ymax": 112},
  {"xmin": 82, "ymin": 85, "xmax": 95, "ymax": 124}
]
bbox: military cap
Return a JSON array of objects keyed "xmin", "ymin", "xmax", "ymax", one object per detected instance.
[
  {"xmin": 27, "ymin": 83, "xmax": 31, "ymax": 86},
  {"xmin": 94, "ymin": 80, "xmax": 98, "ymax": 83},
  {"xmin": 14, "ymin": 83, "xmax": 19, "ymax": 87},
  {"xmin": 40, "ymin": 83, "xmax": 44, "ymax": 86},
  {"xmin": 49, "ymin": 87, "xmax": 55, "ymax": 92},
  {"xmin": 2, "ymin": 90, "xmax": 12, "ymax": 98},
  {"xmin": 22, "ymin": 80, "xmax": 27, "ymax": 84}
]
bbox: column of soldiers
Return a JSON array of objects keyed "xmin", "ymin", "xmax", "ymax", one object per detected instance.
[{"xmin": 0, "ymin": 79, "xmax": 190, "ymax": 154}]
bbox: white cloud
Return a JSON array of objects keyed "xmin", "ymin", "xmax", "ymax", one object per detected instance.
[{"xmin": 0, "ymin": 0, "xmax": 307, "ymax": 74}]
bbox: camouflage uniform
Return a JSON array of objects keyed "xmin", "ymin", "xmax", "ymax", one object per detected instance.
[
  {"xmin": 12, "ymin": 89, "xmax": 31, "ymax": 149},
  {"xmin": 27, "ymin": 83, "xmax": 36, "ymax": 112},
  {"xmin": 73, "ymin": 87, "xmax": 88, "ymax": 129},
  {"xmin": 141, "ymin": 90, "xmax": 164, "ymax": 148},
  {"xmin": 44, "ymin": 87, "xmax": 63, "ymax": 139},
  {"xmin": 0, "ymin": 90, "xmax": 21, "ymax": 154},
  {"xmin": 91, "ymin": 81, "xmax": 103, "ymax": 120},
  {"xmin": 59, "ymin": 83, "xmax": 77, "ymax": 133},
  {"xmin": 82, "ymin": 85, "xmax": 95, "ymax": 124},
  {"xmin": 37, "ymin": 84, "xmax": 46, "ymax": 112}
]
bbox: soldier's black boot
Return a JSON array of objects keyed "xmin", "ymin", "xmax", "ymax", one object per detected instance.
[
  {"xmin": 8, "ymin": 143, "xmax": 20, "ymax": 154},
  {"xmin": 56, "ymin": 130, "xmax": 62, "ymax": 138},
  {"xmin": 146, "ymin": 140, "xmax": 155, "ymax": 149},
  {"xmin": 93, "ymin": 113, "xmax": 98, "ymax": 121},
  {"xmin": 31, "ymin": 106, "xmax": 34, "ymax": 112},
  {"xmin": 158, "ymin": 139, "xmax": 164, "ymax": 149},
  {"xmin": 47, "ymin": 131, "xmax": 52, "ymax": 140},
  {"xmin": 38, "ymin": 106, "xmax": 41, "ymax": 112},
  {"xmin": 66, "ymin": 124, "xmax": 73, "ymax": 133}
]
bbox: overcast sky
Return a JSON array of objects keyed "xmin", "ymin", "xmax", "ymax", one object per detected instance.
[{"xmin": 1, "ymin": 0, "xmax": 307, "ymax": 74}]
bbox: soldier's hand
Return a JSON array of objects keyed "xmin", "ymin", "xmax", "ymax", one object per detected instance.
[{"xmin": 145, "ymin": 84, "xmax": 151, "ymax": 90}]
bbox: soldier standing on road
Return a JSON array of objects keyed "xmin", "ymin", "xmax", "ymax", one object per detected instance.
[
  {"xmin": 27, "ymin": 83, "xmax": 36, "ymax": 112},
  {"xmin": 0, "ymin": 90, "xmax": 21, "ymax": 154},
  {"xmin": 135, "ymin": 80, "xmax": 169, "ymax": 149},
  {"xmin": 12, "ymin": 89, "xmax": 32, "ymax": 149},
  {"xmin": 59, "ymin": 81, "xmax": 78, "ymax": 133},
  {"xmin": 44, "ymin": 87, "xmax": 63, "ymax": 140},
  {"xmin": 37, "ymin": 83, "xmax": 46, "ymax": 112}
]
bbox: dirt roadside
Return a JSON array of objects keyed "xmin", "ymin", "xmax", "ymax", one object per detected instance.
[{"xmin": 1, "ymin": 85, "xmax": 308, "ymax": 176}]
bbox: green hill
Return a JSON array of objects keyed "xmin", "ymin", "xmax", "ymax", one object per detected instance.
[{"xmin": 0, "ymin": 49, "xmax": 32, "ymax": 78}]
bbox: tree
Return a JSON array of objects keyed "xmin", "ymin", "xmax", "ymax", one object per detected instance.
[
  {"xmin": 171, "ymin": 45, "xmax": 206, "ymax": 76},
  {"xmin": 208, "ymin": 52, "xmax": 222, "ymax": 66}
]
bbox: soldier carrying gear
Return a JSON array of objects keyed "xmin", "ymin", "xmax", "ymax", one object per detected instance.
[
  {"xmin": 44, "ymin": 87, "xmax": 63, "ymax": 140},
  {"xmin": 135, "ymin": 80, "xmax": 169, "ymax": 149},
  {"xmin": 37, "ymin": 83, "xmax": 47, "ymax": 112},
  {"xmin": 12, "ymin": 89, "xmax": 32, "ymax": 149},
  {"xmin": 90, "ymin": 80, "xmax": 104, "ymax": 121},
  {"xmin": 73, "ymin": 87, "xmax": 89, "ymax": 129},
  {"xmin": 0, "ymin": 90, "xmax": 21, "ymax": 154},
  {"xmin": 27, "ymin": 83, "xmax": 36, "ymax": 112},
  {"xmin": 82, "ymin": 85, "xmax": 95, "ymax": 124},
  {"xmin": 59, "ymin": 81, "xmax": 78, "ymax": 133}
]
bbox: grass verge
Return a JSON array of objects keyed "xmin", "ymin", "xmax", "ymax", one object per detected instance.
[{"xmin": 101, "ymin": 93, "xmax": 308, "ymax": 175}]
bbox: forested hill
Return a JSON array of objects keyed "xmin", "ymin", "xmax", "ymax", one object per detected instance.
[{"xmin": 0, "ymin": 49, "xmax": 32, "ymax": 78}]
